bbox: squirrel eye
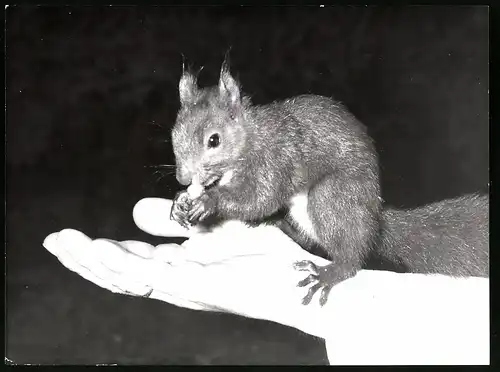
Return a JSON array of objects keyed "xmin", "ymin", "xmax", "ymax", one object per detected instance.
[
  {"xmin": 208, "ymin": 133, "xmax": 220, "ymax": 148},
  {"xmin": 229, "ymin": 113, "xmax": 236, "ymax": 120}
]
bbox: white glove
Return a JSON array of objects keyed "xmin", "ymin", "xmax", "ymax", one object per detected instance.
[
  {"xmin": 43, "ymin": 197, "xmax": 490, "ymax": 365},
  {"xmin": 43, "ymin": 198, "xmax": 332, "ymax": 335}
]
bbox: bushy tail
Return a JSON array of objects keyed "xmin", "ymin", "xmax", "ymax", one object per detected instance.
[{"xmin": 376, "ymin": 193, "xmax": 489, "ymax": 277}]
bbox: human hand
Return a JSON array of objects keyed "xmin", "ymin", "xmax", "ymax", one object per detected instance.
[
  {"xmin": 43, "ymin": 197, "xmax": 333, "ymax": 338},
  {"xmin": 42, "ymin": 197, "xmax": 490, "ymax": 365}
]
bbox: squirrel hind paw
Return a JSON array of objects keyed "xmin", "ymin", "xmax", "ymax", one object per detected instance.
[{"xmin": 294, "ymin": 261, "xmax": 358, "ymax": 306}]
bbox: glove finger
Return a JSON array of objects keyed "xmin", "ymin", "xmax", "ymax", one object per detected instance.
[
  {"xmin": 43, "ymin": 229, "xmax": 91, "ymax": 257},
  {"xmin": 87, "ymin": 239, "xmax": 153, "ymax": 295},
  {"xmin": 151, "ymin": 243, "xmax": 189, "ymax": 265},
  {"xmin": 50, "ymin": 233, "xmax": 151, "ymax": 295},
  {"xmin": 43, "ymin": 230, "xmax": 138, "ymax": 295},
  {"xmin": 43, "ymin": 229, "xmax": 107, "ymax": 277},
  {"xmin": 92, "ymin": 240, "xmax": 191, "ymax": 294},
  {"xmin": 119, "ymin": 240, "xmax": 155, "ymax": 259},
  {"xmin": 92, "ymin": 239, "xmax": 151, "ymax": 274}
]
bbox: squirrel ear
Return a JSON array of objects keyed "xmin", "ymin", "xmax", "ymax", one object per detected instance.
[
  {"xmin": 218, "ymin": 62, "xmax": 240, "ymax": 106},
  {"xmin": 179, "ymin": 71, "xmax": 198, "ymax": 106}
]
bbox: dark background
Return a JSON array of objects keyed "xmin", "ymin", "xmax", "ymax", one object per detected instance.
[{"xmin": 6, "ymin": 6, "xmax": 489, "ymax": 365}]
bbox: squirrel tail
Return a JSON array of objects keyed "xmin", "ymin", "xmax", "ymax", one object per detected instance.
[{"xmin": 375, "ymin": 193, "xmax": 489, "ymax": 277}]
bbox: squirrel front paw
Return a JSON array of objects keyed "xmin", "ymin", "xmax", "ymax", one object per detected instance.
[
  {"xmin": 170, "ymin": 190, "xmax": 193, "ymax": 229},
  {"xmin": 187, "ymin": 193, "xmax": 216, "ymax": 224},
  {"xmin": 293, "ymin": 261, "xmax": 358, "ymax": 306}
]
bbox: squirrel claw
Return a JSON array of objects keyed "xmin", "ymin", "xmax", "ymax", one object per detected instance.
[
  {"xmin": 294, "ymin": 260, "xmax": 357, "ymax": 306},
  {"xmin": 187, "ymin": 206, "xmax": 210, "ymax": 224},
  {"xmin": 297, "ymin": 274, "xmax": 316, "ymax": 287},
  {"xmin": 301, "ymin": 282, "xmax": 323, "ymax": 305},
  {"xmin": 293, "ymin": 260, "xmax": 319, "ymax": 275},
  {"xmin": 187, "ymin": 194, "xmax": 215, "ymax": 224},
  {"xmin": 170, "ymin": 190, "xmax": 193, "ymax": 228},
  {"xmin": 170, "ymin": 209, "xmax": 191, "ymax": 229}
]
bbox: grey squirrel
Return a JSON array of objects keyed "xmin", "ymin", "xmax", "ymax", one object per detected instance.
[{"xmin": 170, "ymin": 61, "xmax": 489, "ymax": 306}]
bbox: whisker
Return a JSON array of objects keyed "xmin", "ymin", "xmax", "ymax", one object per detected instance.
[
  {"xmin": 144, "ymin": 164, "xmax": 177, "ymax": 168},
  {"xmin": 148, "ymin": 120, "xmax": 164, "ymax": 128},
  {"xmin": 152, "ymin": 169, "xmax": 175, "ymax": 176},
  {"xmin": 155, "ymin": 172, "xmax": 170, "ymax": 183}
]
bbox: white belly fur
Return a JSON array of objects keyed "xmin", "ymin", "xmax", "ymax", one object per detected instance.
[{"xmin": 288, "ymin": 191, "xmax": 317, "ymax": 241}]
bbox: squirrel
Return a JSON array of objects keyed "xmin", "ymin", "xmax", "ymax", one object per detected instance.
[{"xmin": 169, "ymin": 61, "xmax": 489, "ymax": 306}]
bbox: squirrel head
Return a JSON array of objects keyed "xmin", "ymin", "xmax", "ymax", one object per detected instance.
[{"xmin": 171, "ymin": 61, "xmax": 250, "ymax": 188}]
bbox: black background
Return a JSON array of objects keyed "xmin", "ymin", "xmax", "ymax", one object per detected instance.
[{"xmin": 6, "ymin": 6, "xmax": 489, "ymax": 365}]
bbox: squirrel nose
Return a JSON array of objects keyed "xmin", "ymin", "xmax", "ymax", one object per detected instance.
[{"xmin": 176, "ymin": 169, "xmax": 193, "ymax": 186}]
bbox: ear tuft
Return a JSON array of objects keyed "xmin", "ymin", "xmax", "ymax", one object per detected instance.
[
  {"xmin": 179, "ymin": 70, "xmax": 199, "ymax": 106},
  {"xmin": 218, "ymin": 60, "xmax": 241, "ymax": 106},
  {"xmin": 179, "ymin": 57, "xmax": 199, "ymax": 106}
]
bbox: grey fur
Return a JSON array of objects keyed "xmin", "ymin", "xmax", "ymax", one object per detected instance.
[
  {"xmin": 171, "ymin": 64, "xmax": 489, "ymax": 304},
  {"xmin": 380, "ymin": 193, "xmax": 489, "ymax": 277}
]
